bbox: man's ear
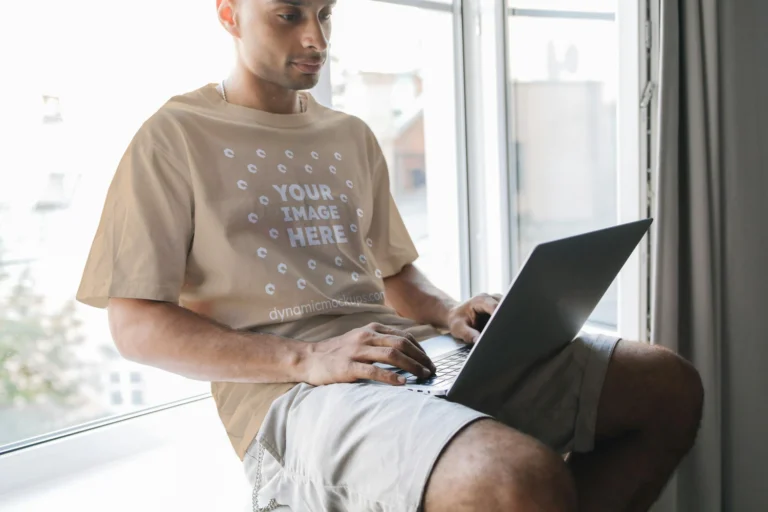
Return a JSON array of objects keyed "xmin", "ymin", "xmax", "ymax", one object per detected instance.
[{"xmin": 217, "ymin": 0, "xmax": 240, "ymax": 38}]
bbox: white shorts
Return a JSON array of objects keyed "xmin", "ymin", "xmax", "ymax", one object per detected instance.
[{"xmin": 243, "ymin": 333, "xmax": 620, "ymax": 512}]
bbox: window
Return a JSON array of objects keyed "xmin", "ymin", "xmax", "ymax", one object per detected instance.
[
  {"xmin": 505, "ymin": 0, "xmax": 644, "ymax": 331},
  {"xmin": 110, "ymin": 392, "xmax": 123, "ymax": 406},
  {"xmin": 0, "ymin": 0, "xmax": 227, "ymax": 451},
  {"xmin": 459, "ymin": 0, "xmax": 645, "ymax": 336},
  {"xmin": 0, "ymin": 0, "xmax": 648, "ymax": 458},
  {"xmin": 329, "ymin": 0, "xmax": 464, "ymax": 301},
  {"xmin": 131, "ymin": 390, "xmax": 144, "ymax": 406}
]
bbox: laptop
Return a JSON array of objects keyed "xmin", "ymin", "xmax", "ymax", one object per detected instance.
[{"xmin": 369, "ymin": 218, "xmax": 653, "ymax": 409}]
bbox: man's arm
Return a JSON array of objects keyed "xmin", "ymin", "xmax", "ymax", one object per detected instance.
[
  {"xmin": 108, "ymin": 298, "xmax": 310, "ymax": 383},
  {"xmin": 107, "ymin": 297, "xmax": 436, "ymax": 385},
  {"xmin": 383, "ymin": 264, "xmax": 460, "ymax": 330},
  {"xmin": 384, "ymin": 265, "xmax": 503, "ymax": 344}
]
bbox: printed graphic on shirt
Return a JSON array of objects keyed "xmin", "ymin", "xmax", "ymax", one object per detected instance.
[{"xmin": 222, "ymin": 146, "xmax": 385, "ymax": 322}]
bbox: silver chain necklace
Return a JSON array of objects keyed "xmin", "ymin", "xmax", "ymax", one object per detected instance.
[{"xmin": 219, "ymin": 79, "xmax": 305, "ymax": 113}]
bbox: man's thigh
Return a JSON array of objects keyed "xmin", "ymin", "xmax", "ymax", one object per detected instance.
[
  {"xmin": 243, "ymin": 332, "xmax": 619, "ymax": 511},
  {"xmin": 482, "ymin": 332, "xmax": 621, "ymax": 454},
  {"xmin": 244, "ymin": 382, "xmax": 490, "ymax": 512}
]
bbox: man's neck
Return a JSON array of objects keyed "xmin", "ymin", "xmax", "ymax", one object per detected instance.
[{"xmin": 224, "ymin": 68, "xmax": 303, "ymax": 115}]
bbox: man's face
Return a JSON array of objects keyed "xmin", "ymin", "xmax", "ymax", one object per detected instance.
[{"xmin": 221, "ymin": 0, "xmax": 335, "ymax": 91}]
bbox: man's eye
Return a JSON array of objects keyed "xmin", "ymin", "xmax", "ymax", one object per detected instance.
[
  {"xmin": 279, "ymin": 14, "xmax": 299, "ymax": 22},
  {"xmin": 321, "ymin": 11, "xmax": 333, "ymax": 21}
]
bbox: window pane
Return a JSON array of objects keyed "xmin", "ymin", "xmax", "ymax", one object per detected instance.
[
  {"xmin": 131, "ymin": 390, "xmax": 145, "ymax": 406},
  {"xmin": 330, "ymin": 0, "xmax": 462, "ymax": 300},
  {"xmin": 506, "ymin": 4, "xmax": 620, "ymax": 328},
  {"xmin": 0, "ymin": 0, "xmax": 229, "ymax": 449},
  {"xmin": 508, "ymin": 0, "xmax": 614, "ymax": 11}
]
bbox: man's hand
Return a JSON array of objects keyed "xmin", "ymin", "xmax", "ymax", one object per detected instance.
[
  {"xmin": 301, "ymin": 323, "xmax": 436, "ymax": 386},
  {"xmin": 446, "ymin": 293, "xmax": 503, "ymax": 344}
]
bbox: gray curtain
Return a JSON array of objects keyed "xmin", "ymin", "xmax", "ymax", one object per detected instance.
[{"xmin": 653, "ymin": 1, "xmax": 768, "ymax": 511}]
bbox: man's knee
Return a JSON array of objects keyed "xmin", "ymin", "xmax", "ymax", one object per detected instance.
[
  {"xmin": 602, "ymin": 341, "xmax": 704, "ymax": 448},
  {"xmin": 423, "ymin": 419, "xmax": 577, "ymax": 512},
  {"xmin": 656, "ymin": 347, "xmax": 704, "ymax": 446}
]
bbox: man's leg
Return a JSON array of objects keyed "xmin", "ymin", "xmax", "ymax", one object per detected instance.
[
  {"xmin": 567, "ymin": 340, "xmax": 704, "ymax": 511},
  {"xmin": 423, "ymin": 418, "xmax": 577, "ymax": 512},
  {"xmin": 245, "ymin": 381, "xmax": 507, "ymax": 512}
]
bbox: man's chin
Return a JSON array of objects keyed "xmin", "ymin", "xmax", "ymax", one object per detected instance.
[
  {"xmin": 288, "ymin": 75, "xmax": 321, "ymax": 91},
  {"xmin": 282, "ymin": 67, "xmax": 321, "ymax": 90}
]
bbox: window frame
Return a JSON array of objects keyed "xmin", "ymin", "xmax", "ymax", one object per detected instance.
[{"xmin": 464, "ymin": 0, "xmax": 649, "ymax": 340}]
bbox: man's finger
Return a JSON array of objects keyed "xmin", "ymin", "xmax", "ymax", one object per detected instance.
[
  {"xmin": 371, "ymin": 334, "xmax": 435, "ymax": 371},
  {"xmin": 453, "ymin": 322, "xmax": 481, "ymax": 344},
  {"xmin": 356, "ymin": 346, "xmax": 431, "ymax": 378},
  {"xmin": 351, "ymin": 361, "xmax": 404, "ymax": 386},
  {"xmin": 473, "ymin": 296, "xmax": 499, "ymax": 317},
  {"xmin": 370, "ymin": 324, "xmax": 426, "ymax": 354}
]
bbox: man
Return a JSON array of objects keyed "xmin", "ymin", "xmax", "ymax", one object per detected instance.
[{"xmin": 76, "ymin": 0, "xmax": 704, "ymax": 510}]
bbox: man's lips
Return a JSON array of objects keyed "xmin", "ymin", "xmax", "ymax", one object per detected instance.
[{"xmin": 292, "ymin": 61, "xmax": 324, "ymax": 74}]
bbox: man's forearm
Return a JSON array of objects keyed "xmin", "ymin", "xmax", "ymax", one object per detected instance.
[
  {"xmin": 108, "ymin": 298, "xmax": 309, "ymax": 384},
  {"xmin": 383, "ymin": 264, "xmax": 459, "ymax": 329}
]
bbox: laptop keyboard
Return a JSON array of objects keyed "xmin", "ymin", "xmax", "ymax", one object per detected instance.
[{"xmin": 395, "ymin": 345, "xmax": 471, "ymax": 386}]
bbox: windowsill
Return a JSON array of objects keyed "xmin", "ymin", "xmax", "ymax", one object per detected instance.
[
  {"xmin": 0, "ymin": 393, "xmax": 212, "ymax": 458},
  {"xmin": 0, "ymin": 397, "xmax": 250, "ymax": 511}
]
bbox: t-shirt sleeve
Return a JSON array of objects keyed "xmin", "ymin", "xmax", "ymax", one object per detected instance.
[
  {"xmin": 76, "ymin": 130, "xmax": 194, "ymax": 309},
  {"xmin": 365, "ymin": 133, "xmax": 420, "ymax": 279}
]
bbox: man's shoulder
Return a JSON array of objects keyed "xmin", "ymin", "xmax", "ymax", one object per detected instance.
[
  {"xmin": 127, "ymin": 85, "xmax": 216, "ymax": 151},
  {"xmin": 309, "ymin": 98, "xmax": 375, "ymax": 135},
  {"xmin": 313, "ymin": 106, "xmax": 383, "ymax": 163},
  {"xmin": 144, "ymin": 84, "xmax": 213, "ymax": 129}
]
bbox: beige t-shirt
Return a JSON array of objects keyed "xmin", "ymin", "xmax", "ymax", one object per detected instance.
[{"xmin": 76, "ymin": 84, "xmax": 443, "ymax": 460}]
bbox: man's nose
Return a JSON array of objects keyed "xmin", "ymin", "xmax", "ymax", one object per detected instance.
[{"xmin": 302, "ymin": 18, "xmax": 329, "ymax": 52}]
